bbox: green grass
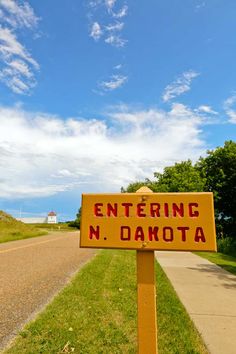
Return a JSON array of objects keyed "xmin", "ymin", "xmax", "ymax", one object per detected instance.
[
  {"xmin": 0, "ymin": 211, "xmax": 47, "ymax": 244},
  {"xmin": 195, "ymin": 252, "xmax": 236, "ymax": 275},
  {"xmin": 31, "ymin": 223, "xmax": 78, "ymax": 231},
  {"xmin": 5, "ymin": 250, "xmax": 207, "ymax": 354}
]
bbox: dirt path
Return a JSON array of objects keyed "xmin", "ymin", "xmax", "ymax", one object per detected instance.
[
  {"xmin": 155, "ymin": 251, "xmax": 236, "ymax": 354},
  {"xmin": 0, "ymin": 231, "xmax": 96, "ymax": 351}
]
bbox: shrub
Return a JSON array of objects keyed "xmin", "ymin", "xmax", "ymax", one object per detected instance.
[{"xmin": 217, "ymin": 237, "xmax": 236, "ymax": 257}]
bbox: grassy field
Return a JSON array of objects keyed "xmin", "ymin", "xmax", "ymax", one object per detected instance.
[
  {"xmin": 5, "ymin": 250, "xmax": 207, "ymax": 354},
  {"xmin": 196, "ymin": 251, "xmax": 236, "ymax": 276},
  {"xmin": 32, "ymin": 223, "xmax": 78, "ymax": 231},
  {"xmin": 0, "ymin": 211, "xmax": 47, "ymax": 244}
]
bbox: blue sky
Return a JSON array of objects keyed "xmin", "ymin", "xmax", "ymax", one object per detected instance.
[{"xmin": 0, "ymin": 0, "xmax": 235, "ymax": 221}]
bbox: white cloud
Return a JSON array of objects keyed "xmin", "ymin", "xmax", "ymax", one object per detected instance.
[
  {"xmin": 99, "ymin": 74, "xmax": 127, "ymax": 91},
  {"xmin": 88, "ymin": 1, "xmax": 102, "ymax": 8},
  {"xmin": 112, "ymin": 5, "xmax": 128, "ymax": 18},
  {"xmin": 0, "ymin": 1, "xmax": 39, "ymax": 94},
  {"xmin": 88, "ymin": 1, "xmax": 128, "ymax": 47},
  {"xmin": 0, "ymin": 104, "xmax": 207, "ymax": 199},
  {"xmin": 197, "ymin": 105, "xmax": 218, "ymax": 115},
  {"xmin": 0, "ymin": 27, "xmax": 38, "ymax": 67},
  {"xmin": 0, "ymin": 27, "xmax": 39, "ymax": 93},
  {"xmin": 8, "ymin": 59, "xmax": 33, "ymax": 77},
  {"xmin": 105, "ymin": 21, "xmax": 124, "ymax": 32},
  {"xmin": 162, "ymin": 70, "xmax": 200, "ymax": 102},
  {"xmin": 227, "ymin": 111, "xmax": 236, "ymax": 123},
  {"xmin": 90, "ymin": 22, "xmax": 102, "ymax": 40},
  {"xmin": 224, "ymin": 95, "xmax": 236, "ymax": 108},
  {"xmin": 224, "ymin": 94, "xmax": 236, "ymax": 123},
  {"xmin": 0, "ymin": 0, "xmax": 38, "ymax": 29},
  {"xmin": 195, "ymin": 2, "xmax": 206, "ymax": 11},
  {"xmin": 105, "ymin": 34, "xmax": 127, "ymax": 47},
  {"xmin": 105, "ymin": 0, "xmax": 116, "ymax": 10}
]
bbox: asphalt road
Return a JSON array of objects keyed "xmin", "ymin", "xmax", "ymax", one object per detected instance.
[{"xmin": 0, "ymin": 231, "xmax": 96, "ymax": 351}]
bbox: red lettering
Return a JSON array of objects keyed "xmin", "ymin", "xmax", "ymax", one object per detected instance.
[
  {"xmin": 122, "ymin": 203, "xmax": 133, "ymax": 217},
  {"xmin": 177, "ymin": 226, "xmax": 189, "ymax": 241},
  {"xmin": 163, "ymin": 227, "xmax": 173, "ymax": 242},
  {"xmin": 195, "ymin": 227, "xmax": 206, "ymax": 242},
  {"xmin": 135, "ymin": 226, "xmax": 145, "ymax": 241},
  {"xmin": 164, "ymin": 203, "xmax": 169, "ymax": 217},
  {"xmin": 94, "ymin": 203, "xmax": 103, "ymax": 217},
  {"xmin": 189, "ymin": 203, "xmax": 199, "ymax": 217},
  {"xmin": 148, "ymin": 227, "xmax": 159, "ymax": 241},
  {"xmin": 150, "ymin": 203, "xmax": 160, "ymax": 217},
  {"xmin": 107, "ymin": 203, "xmax": 118, "ymax": 217},
  {"xmin": 137, "ymin": 203, "xmax": 146, "ymax": 217},
  {"xmin": 172, "ymin": 203, "xmax": 184, "ymax": 217},
  {"xmin": 89, "ymin": 225, "xmax": 100, "ymax": 240},
  {"xmin": 120, "ymin": 226, "xmax": 131, "ymax": 240}
]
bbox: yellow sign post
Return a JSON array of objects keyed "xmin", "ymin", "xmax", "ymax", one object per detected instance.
[
  {"xmin": 136, "ymin": 186, "xmax": 157, "ymax": 354},
  {"xmin": 80, "ymin": 188, "xmax": 217, "ymax": 353}
]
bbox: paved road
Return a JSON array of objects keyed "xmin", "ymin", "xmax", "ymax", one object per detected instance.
[
  {"xmin": 155, "ymin": 251, "xmax": 236, "ymax": 354},
  {"xmin": 0, "ymin": 231, "xmax": 96, "ymax": 351}
]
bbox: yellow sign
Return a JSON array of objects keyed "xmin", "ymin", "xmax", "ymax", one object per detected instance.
[{"xmin": 80, "ymin": 192, "xmax": 217, "ymax": 251}]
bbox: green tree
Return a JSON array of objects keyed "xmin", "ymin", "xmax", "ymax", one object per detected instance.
[
  {"xmin": 122, "ymin": 160, "xmax": 205, "ymax": 193},
  {"xmin": 154, "ymin": 160, "xmax": 205, "ymax": 192},
  {"xmin": 198, "ymin": 140, "xmax": 236, "ymax": 240},
  {"xmin": 68, "ymin": 207, "xmax": 81, "ymax": 229}
]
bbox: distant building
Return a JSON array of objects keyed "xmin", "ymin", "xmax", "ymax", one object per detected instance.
[
  {"xmin": 47, "ymin": 211, "xmax": 57, "ymax": 224},
  {"xmin": 17, "ymin": 211, "xmax": 57, "ymax": 224}
]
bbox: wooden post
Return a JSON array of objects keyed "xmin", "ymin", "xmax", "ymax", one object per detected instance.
[{"xmin": 136, "ymin": 187, "xmax": 158, "ymax": 354}]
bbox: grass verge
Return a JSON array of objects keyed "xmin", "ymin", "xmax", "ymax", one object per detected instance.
[
  {"xmin": 0, "ymin": 222, "xmax": 47, "ymax": 243},
  {"xmin": 0, "ymin": 211, "xmax": 47, "ymax": 244},
  {"xmin": 0, "ymin": 229, "xmax": 47, "ymax": 244},
  {"xmin": 195, "ymin": 252, "xmax": 236, "ymax": 276},
  {"xmin": 32, "ymin": 223, "xmax": 78, "ymax": 231},
  {"xmin": 4, "ymin": 250, "xmax": 207, "ymax": 354}
]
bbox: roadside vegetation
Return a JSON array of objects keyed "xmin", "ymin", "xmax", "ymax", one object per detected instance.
[
  {"xmin": 67, "ymin": 207, "xmax": 81, "ymax": 229},
  {"xmin": 122, "ymin": 140, "xmax": 236, "ymax": 257},
  {"xmin": 4, "ymin": 250, "xmax": 207, "ymax": 354},
  {"xmin": 0, "ymin": 211, "xmax": 46, "ymax": 243},
  {"xmin": 196, "ymin": 252, "xmax": 236, "ymax": 276},
  {"xmin": 33, "ymin": 222, "xmax": 78, "ymax": 231}
]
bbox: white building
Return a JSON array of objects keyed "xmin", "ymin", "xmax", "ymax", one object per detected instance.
[{"xmin": 47, "ymin": 211, "xmax": 57, "ymax": 224}]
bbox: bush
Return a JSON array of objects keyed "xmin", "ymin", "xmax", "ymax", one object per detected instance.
[
  {"xmin": 217, "ymin": 237, "xmax": 236, "ymax": 257},
  {"xmin": 68, "ymin": 220, "xmax": 80, "ymax": 229}
]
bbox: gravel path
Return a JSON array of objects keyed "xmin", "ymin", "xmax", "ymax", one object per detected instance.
[{"xmin": 0, "ymin": 231, "xmax": 96, "ymax": 351}]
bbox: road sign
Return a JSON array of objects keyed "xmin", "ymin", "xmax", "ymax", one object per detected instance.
[
  {"xmin": 80, "ymin": 188, "xmax": 217, "ymax": 353},
  {"xmin": 80, "ymin": 192, "xmax": 216, "ymax": 252}
]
